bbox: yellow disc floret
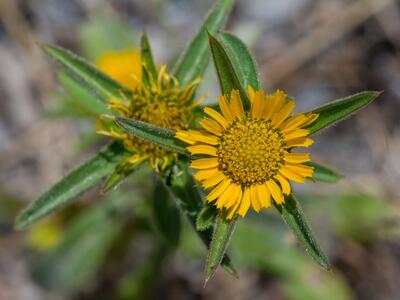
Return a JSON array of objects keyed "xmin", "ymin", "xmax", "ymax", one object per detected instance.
[{"xmin": 218, "ymin": 118, "xmax": 285, "ymax": 186}]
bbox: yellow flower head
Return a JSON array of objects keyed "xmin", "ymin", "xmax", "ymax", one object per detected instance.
[
  {"xmin": 97, "ymin": 49, "xmax": 142, "ymax": 89},
  {"xmin": 96, "ymin": 50, "xmax": 202, "ymax": 171},
  {"xmin": 176, "ymin": 87, "xmax": 318, "ymax": 219}
]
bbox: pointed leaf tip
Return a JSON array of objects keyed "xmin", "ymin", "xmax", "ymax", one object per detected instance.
[
  {"xmin": 205, "ymin": 212, "xmax": 238, "ymax": 282},
  {"xmin": 306, "ymin": 91, "xmax": 381, "ymax": 134}
]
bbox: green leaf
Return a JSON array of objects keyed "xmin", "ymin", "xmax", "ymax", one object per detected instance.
[
  {"xmin": 58, "ymin": 71, "xmax": 109, "ymax": 116},
  {"xmin": 31, "ymin": 191, "xmax": 133, "ymax": 291},
  {"xmin": 140, "ymin": 32, "xmax": 157, "ymax": 81},
  {"xmin": 196, "ymin": 203, "xmax": 217, "ymax": 231},
  {"xmin": 208, "ymin": 32, "xmax": 250, "ymax": 108},
  {"xmin": 217, "ymin": 32, "xmax": 260, "ymax": 90},
  {"xmin": 173, "ymin": 0, "xmax": 234, "ymax": 86},
  {"xmin": 306, "ymin": 91, "xmax": 381, "ymax": 134},
  {"xmin": 306, "ymin": 161, "xmax": 342, "ymax": 183},
  {"xmin": 168, "ymin": 161, "xmax": 237, "ymax": 277},
  {"xmin": 274, "ymin": 194, "xmax": 330, "ymax": 270},
  {"xmin": 205, "ymin": 211, "xmax": 238, "ymax": 285},
  {"xmin": 115, "ymin": 117, "xmax": 187, "ymax": 155},
  {"xmin": 151, "ymin": 177, "xmax": 181, "ymax": 248},
  {"xmin": 15, "ymin": 142, "xmax": 126, "ymax": 229},
  {"xmin": 42, "ymin": 44, "xmax": 132, "ymax": 102},
  {"xmin": 101, "ymin": 159, "xmax": 143, "ymax": 193}
]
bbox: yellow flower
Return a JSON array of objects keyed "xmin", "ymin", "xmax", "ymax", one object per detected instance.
[
  {"xmin": 97, "ymin": 49, "xmax": 142, "ymax": 89},
  {"xmin": 27, "ymin": 217, "xmax": 63, "ymax": 251},
  {"xmin": 176, "ymin": 87, "xmax": 318, "ymax": 219},
  {"xmin": 96, "ymin": 49, "xmax": 202, "ymax": 171}
]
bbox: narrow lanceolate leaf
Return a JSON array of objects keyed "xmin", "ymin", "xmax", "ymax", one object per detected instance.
[
  {"xmin": 217, "ymin": 32, "xmax": 260, "ymax": 90},
  {"xmin": 208, "ymin": 32, "xmax": 250, "ymax": 108},
  {"xmin": 307, "ymin": 161, "xmax": 342, "ymax": 183},
  {"xmin": 196, "ymin": 204, "xmax": 218, "ymax": 231},
  {"xmin": 58, "ymin": 71, "xmax": 108, "ymax": 117},
  {"xmin": 274, "ymin": 194, "xmax": 330, "ymax": 270},
  {"xmin": 42, "ymin": 44, "xmax": 132, "ymax": 102},
  {"xmin": 168, "ymin": 161, "xmax": 237, "ymax": 277},
  {"xmin": 102, "ymin": 158, "xmax": 144, "ymax": 193},
  {"xmin": 205, "ymin": 211, "xmax": 238, "ymax": 285},
  {"xmin": 15, "ymin": 142, "xmax": 126, "ymax": 230},
  {"xmin": 306, "ymin": 91, "xmax": 381, "ymax": 134},
  {"xmin": 140, "ymin": 32, "xmax": 157, "ymax": 81},
  {"xmin": 115, "ymin": 117, "xmax": 187, "ymax": 155},
  {"xmin": 152, "ymin": 177, "xmax": 181, "ymax": 248},
  {"xmin": 173, "ymin": 0, "xmax": 234, "ymax": 86}
]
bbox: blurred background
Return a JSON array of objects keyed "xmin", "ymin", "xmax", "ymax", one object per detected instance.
[{"xmin": 1, "ymin": 0, "xmax": 400, "ymax": 299}]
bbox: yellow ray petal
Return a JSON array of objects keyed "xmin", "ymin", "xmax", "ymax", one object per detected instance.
[
  {"xmin": 238, "ymin": 187, "xmax": 251, "ymax": 217},
  {"xmin": 301, "ymin": 113, "xmax": 319, "ymax": 127},
  {"xmin": 227, "ymin": 188, "xmax": 243, "ymax": 219},
  {"xmin": 275, "ymin": 174, "xmax": 291, "ymax": 195},
  {"xmin": 229, "ymin": 90, "xmax": 244, "ymax": 118},
  {"xmin": 190, "ymin": 158, "xmax": 219, "ymax": 169},
  {"xmin": 175, "ymin": 131, "xmax": 196, "ymax": 145},
  {"xmin": 204, "ymin": 107, "xmax": 229, "ymax": 128},
  {"xmin": 264, "ymin": 90, "xmax": 287, "ymax": 119},
  {"xmin": 280, "ymin": 114, "xmax": 308, "ymax": 132},
  {"xmin": 284, "ymin": 153, "xmax": 310, "ymax": 164},
  {"xmin": 218, "ymin": 95, "xmax": 235, "ymax": 122},
  {"xmin": 194, "ymin": 168, "xmax": 219, "ymax": 181},
  {"xmin": 247, "ymin": 86, "xmax": 255, "ymax": 102},
  {"xmin": 267, "ymin": 180, "xmax": 284, "ymax": 204},
  {"xmin": 206, "ymin": 178, "xmax": 231, "ymax": 202},
  {"xmin": 285, "ymin": 163, "xmax": 314, "ymax": 178},
  {"xmin": 216, "ymin": 183, "xmax": 237, "ymax": 208},
  {"xmin": 187, "ymin": 145, "xmax": 217, "ymax": 156},
  {"xmin": 188, "ymin": 130, "xmax": 219, "ymax": 145},
  {"xmin": 224, "ymin": 184, "xmax": 242, "ymax": 208},
  {"xmin": 251, "ymin": 90, "xmax": 265, "ymax": 118},
  {"xmin": 279, "ymin": 167, "xmax": 306, "ymax": 183},
  {"xmin": 286, "ymin": 137, "xmax": 314, "ymax": 148},
  {"xmin": 202, "ymin": 171, "xmax": 226, "ymax": 189},
  {"xmin": 200, "ymin": 118, "xmax": 224, "ymax": 136},
  {"xmin": 250, "ymin": 185, "xmax": 262, "ymax": 212},
  {"xmin": 256, "ymin": 184, "xmax": 271, "ymax": 208},
  {"xmin": 284, "ymin": 129, "xmax": 310, "ymax": 142},
  {"xmin": 271, "ymin": 101, "xmax": 295, "ymax": 127}
]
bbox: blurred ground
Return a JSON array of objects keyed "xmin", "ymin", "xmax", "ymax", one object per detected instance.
[{"xmin": 1, "ymin": 0, "xmax": 400, "ymax": 299}]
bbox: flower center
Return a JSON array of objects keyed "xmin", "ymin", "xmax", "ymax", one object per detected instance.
[{"xmin": 217, "ymin": 117, "xmax": 285, "ymax": 186}]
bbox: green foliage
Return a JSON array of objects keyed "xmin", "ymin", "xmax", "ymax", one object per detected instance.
[
  {"xmin": 274, "ymin": 194, "xmax": 330, "ymax": 270},
  {"xmin": 306, "ymin": 91, "xmax": 381, "ymax": 134},
  {"xmin": 151, "ymin": 177, "xmax": 181, "ymax": 248},
  {"xmin": 42, "ymin": 44, "xmax": 133, "ymax": 102},
  {"xmin": 306, "ymin": 161, "xmax": 342, "ymax": 183},
  {"xmin": 57, "ymin": 71, "xmax": 109, "ymax": 117},
  {"xmin": 31, "ymin": 191, "xmax": 135, "ymax": 291},
  {"xmin": 217, "ymin": 32, "xmax": 260, "ymax": 90},
  {"xmin": 173, "ymin": 0, "xmax": 235, "ymax": 86},
  {"xmin": 208, "ymin": 32, "xmax": 250, "ymax": 107},
  {"xmin": 115, "ymin": 117, "xmax": 187, "ymax": 154},
  {"xmin": 15, "ymin": 142, "xmax": 127, "ymax": 229},
  {"xmin": 140, "ymin": 32, "xmax": 158, "ymax": 82},
  {"xmin": 205, "ymin": 211, "xmax": 238, "ymax": 284},
  {"xmin": 196, "ymin": 203, "xmax": 217, "ymax": 231},
  {"xmin": 168, "ymin": 161, "xmax": 238, "ymax": 277}
]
